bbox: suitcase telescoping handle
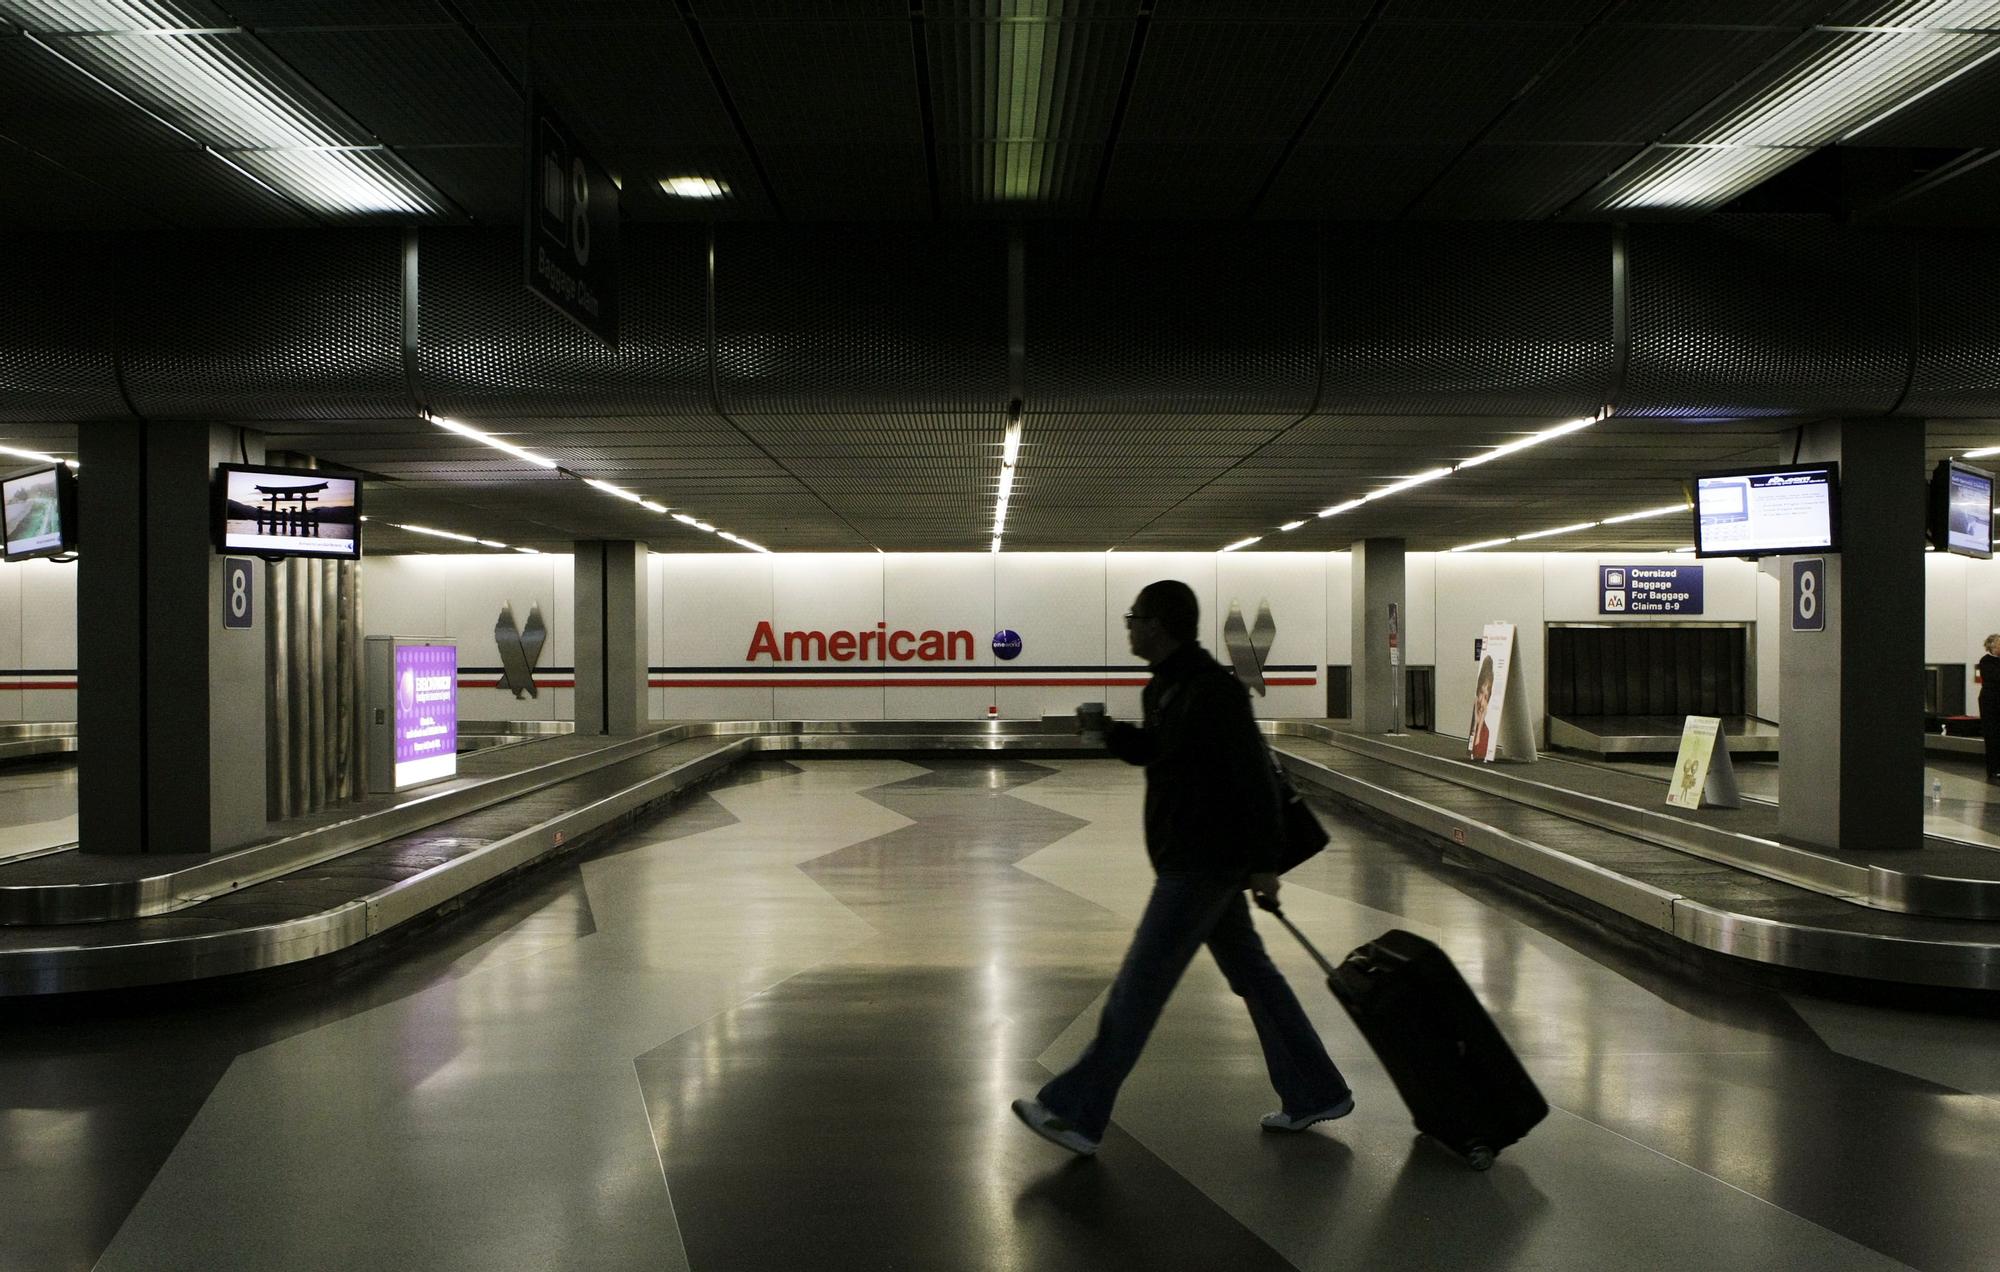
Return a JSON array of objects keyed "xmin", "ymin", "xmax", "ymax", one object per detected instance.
[{"xmin": 1254, "ymin": 895, "xmax": 1341, "ymax": 980}]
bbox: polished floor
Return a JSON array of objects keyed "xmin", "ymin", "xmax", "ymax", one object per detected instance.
[{"xmin": 3, "ymin": 756, "xmax": 1998, "ymax": 1271}]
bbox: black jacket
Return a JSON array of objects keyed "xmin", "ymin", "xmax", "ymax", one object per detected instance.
[{"xmin": 1105, "ymin": 642, "xmax": 1285, "ymax": 874}]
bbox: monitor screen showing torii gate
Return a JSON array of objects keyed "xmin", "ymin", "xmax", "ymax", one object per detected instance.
[{"xmin": 216, "ymin": 463, "xmax": 362, "ymax": 559}]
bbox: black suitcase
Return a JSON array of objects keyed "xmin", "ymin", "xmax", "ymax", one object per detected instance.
[{"xmin": 1263, "ymin": 905, "xmax": 1547, "ymax": 1170}]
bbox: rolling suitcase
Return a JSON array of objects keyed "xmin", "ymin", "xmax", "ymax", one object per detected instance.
[{"xmin": 1262, "ymin": 903, "xmax": 1547, "ymax": 1170}]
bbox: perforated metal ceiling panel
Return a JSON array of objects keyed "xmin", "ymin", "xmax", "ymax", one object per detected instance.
[
  {"xmin": 121, "ymin": 230, "xmax": 410, "ymax": 420},
  {"xmin": 0, "ymin": 237, "xmax": 128, "ymax": 422},
  {"xmin": 1027, "ymin": 225, "xmax": 1318, "ymax": 414},
  {"xmin": 1321, "ymin": 224, "xmax": 1613, "ymax": 416},
  {"xmin": 416, "ymin": 226, "xmax": 708, "ymax": 417},
  {"xmin": 1906, "ymin": 233, "xmax": 2000, "ymax": 418},
  {"xmin": 1622, "ymin": 219, "xmax": 1910, "ymax": 417}
]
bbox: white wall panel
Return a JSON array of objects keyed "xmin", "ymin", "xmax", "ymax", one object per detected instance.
[
  {"xmin": 1404, "ymin": 552, "xmax": 1437, "ymax": 667},
  {"xmin": 772, "ymin": 554, "xmax": 884, "ymax": 720},
  {"xmin": 1217, "ymin": 552, "xmax": 1324, "ymax": 718},
  {"xmin": 1324, "ymin": 552, "xmax": 1351, "ymax": 666},
  {"xmin": 1104, "ymin": 553, "xmax": 1216, "ymax": 719},
  {"xmin": 0, "ymin": 563, "xmax": 25, "ymax": 723},
  {"xmin": 359, "ymin": 556, "xmax": 449, "ymax": 642},
  {"xmin": 1965, "ymin": 557, "xmax": 2000, "ymax": 717},
  {"xmin": 884, "ymin": 554, "xmax": 994, "ymax": 718},
  {"xmin": 6, "ymin": 561, "xmax": 77, "ymax": 723},
  {"xmin": 1925, "ymin": 553, "xmax": 1968, "ymax": 666},
  {"xmin": 1436, "ymin": 554, "xmax": 1545, "ymax": 746},
  {"xmin": 994, "ymin": 552, "xmax": 1108, "ymax": 720},
  {"xmin": 659, "ymin": 553, "xmax": 775, "ymax": 721}
]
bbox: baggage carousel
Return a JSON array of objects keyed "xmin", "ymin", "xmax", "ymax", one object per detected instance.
[
  {"xmin": 1547, "ymin": 713, "xmax": 1781, "ymax": 756},
  {"xmin": 2, "ymin": 720, "xmax": 1995, "ymax": 998}
]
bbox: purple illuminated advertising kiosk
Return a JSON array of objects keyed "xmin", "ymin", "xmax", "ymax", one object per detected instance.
[{"xmin": 366, "ymin": 636, "xmax": 458, "ymax": 792}]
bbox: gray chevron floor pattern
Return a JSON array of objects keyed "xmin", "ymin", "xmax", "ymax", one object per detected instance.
[{"xmin": 4, "ymin": 756, "xmax": 1998, "ymax": 1270}]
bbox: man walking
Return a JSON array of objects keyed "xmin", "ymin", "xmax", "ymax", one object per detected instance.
[{"xmin": 1012, "ymin": 579, "xmax": 1353, "ymax": 1156}]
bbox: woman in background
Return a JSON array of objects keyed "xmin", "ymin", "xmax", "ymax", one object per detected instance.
[{"xmin": 1980, "ymin": 634, "xmax": 2000, "ymax": 782}]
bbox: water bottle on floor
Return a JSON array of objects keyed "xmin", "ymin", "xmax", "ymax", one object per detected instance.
[{"xmin": 1930, "ymin": 776, "xmax": 1942, "ymax": 809}]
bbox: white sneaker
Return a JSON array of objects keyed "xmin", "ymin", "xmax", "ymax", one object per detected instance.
[
  {"xmin": 1260, "ymin": 1093, "xmax": 1356, "ymax": 1132},
  {"xmin": 1011, "ymin": 1098, "xmax": 1100, "ymax": 1156}
]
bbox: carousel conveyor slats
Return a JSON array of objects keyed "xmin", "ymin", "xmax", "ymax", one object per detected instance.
[
  {"xmin": 1271, "ymin": 734, "xmax": 2000, "ymax": 991},
  {"xmin": 0, "ymin": 733, "xmax": 749, "ymax": 995}
]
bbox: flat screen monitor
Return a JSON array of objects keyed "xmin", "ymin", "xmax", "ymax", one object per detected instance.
[
  {"xmin": 1932, "ymin": 459, "xmax": 1993, "ymax": 559},
  {"xmin": 2, "ymin": 464, "xmax": 78, "ymax": 561},
  {"xmin": 215, "ymin": 463, "xmax": 361, "ymax": 559},
  {"xmin": 1693, "ymin": 461, "xmax": 1840, "ymax": 558}
]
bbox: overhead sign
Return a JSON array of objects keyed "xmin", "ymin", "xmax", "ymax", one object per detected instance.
[
  {"xmin": 1791, "ymin": 558, "xmax": 1824, "ymax": 632},
  {"xmin": 524, "ymin": 93, "xmax": 620, "ymax": 346},
  {"xmin": 1600, "ymin": 564, "xmax": 1703, "ymax": 615}
]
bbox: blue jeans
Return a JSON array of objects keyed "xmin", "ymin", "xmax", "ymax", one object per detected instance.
[{"xmin": 1038, "ymin": 872, "xmax": 1350, "ymax": 1140}]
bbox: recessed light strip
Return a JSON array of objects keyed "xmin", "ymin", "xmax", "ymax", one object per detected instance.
[
  {"xmin": 0, "ymin": 443, "xmax": 77, "ymax": 468},
  {"xmin": 1594, "ymin": 16, "xmax": 2000, "ymax": 212},
  {"xmin": 1449, "ymin": 499, "xmax": 1689, "ymax": 552},
  {"xmin": 991, "ymin": 405, "xmax": 1023, "ymax": 553},
  {"xmin": 387, "ymin": 522, "xmax": 509, "ymax": 551},
  {"xmin": 1239, "ymin": 413, "xmax": 1606, "ymax": 549},
  {"xmin": 428, "ymin": 415, "xmax": 557, "ymax": 469}
]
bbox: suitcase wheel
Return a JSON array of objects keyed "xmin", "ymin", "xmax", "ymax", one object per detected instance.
[{"xmin": 1464, "ymin": 1145, "xmax": 1496, "ymax": 1172}]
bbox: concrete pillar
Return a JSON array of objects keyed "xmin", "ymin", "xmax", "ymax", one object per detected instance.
[
  {"xmin": 1778, "ymin": 419, "xmax": 1924, "ymax": 851},
  {"xmin": 1350, "ymin": 538, "xmax": 1407, "ymax": 733},
  {"xmin": 574, "ymin": 540, "xmax": 650, "ymax": 735},
  {"xmin": 78, "ymin": 423, "xmax": 268, "ymax": 853}
]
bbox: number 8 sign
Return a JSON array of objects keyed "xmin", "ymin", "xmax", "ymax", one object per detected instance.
[
  {"xmin": 223, "ymin": 557, "xmax": 253, "ymax": 630},
  {"xmin": 1791, "ymin": 558, "xmax": 1824, "ymax": 632}
]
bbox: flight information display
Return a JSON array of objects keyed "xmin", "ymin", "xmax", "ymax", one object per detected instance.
[
  {"xmin": 1936, "ymin": 461, "xmax": 1993, "ymax": 559},
  {"xmin": 1694, "ymin": 463, "xmax": 1839, "ymax": 558}
]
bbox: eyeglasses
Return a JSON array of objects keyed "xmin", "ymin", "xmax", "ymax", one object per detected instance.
[{"xmin": 1123, "ymin": 609, "xmax": 1156, "ymax": 627}]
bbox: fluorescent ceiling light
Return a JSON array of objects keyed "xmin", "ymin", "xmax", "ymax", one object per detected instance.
[
  {"xmin": 390, "ymin": 522, "xmax": 508, "ymax": 548},
  {"xmin": 990, "ymin": 413, "xmax": 1022, "ymax": 551},
  {"xmin": 639, "ymin": 500, "xmax": 668, "ymax": 514},
  {"xmin": 1516, "ymin": 520, "xmax": 1599, "ymax": 541},
  {"xmin": 5, "ymin": 1, "xmax": 443, "ymax": 217},
  {"xmin": 0, "ymin": 443, "xmax": 74, "ymax": 467},
  {"xmin": 429, "ymin": 416, "xmax": 557, "ymax": 469},
  {"xmin": 1220, "ymin": 536, "xmax": 1262, "ymax": 552},
  {"xmin": 1600, "ymin": 502, "xmax": 1688, "ymax": 524},
  {"xmin": 1451, "ymin": 537, "xmax": 1515, "ymax": 552},
  {"xmin": 660, "ymin": 175, "xmax": 729, "ymax": 199},
  {"xmin": 1366, "ymin": 467, "xmax": 1453, "ymax": 501},
  {"xmin": 1963, "ymin": 444, "xmax": 2000, "ymax": 458},
  {"xmin": 514, "ymin": 546, "xmax": 541, "ymax": 554},
  {"xmin": 1001, "ymin": 419, "xmax": 1023, "ymax": 469},
  {"xmin": 1675, "ymin": 545, "xmax": 1698, "ymax": 554},
  {"xmin": 1317, "ymin": 498, "xmax": 1364, "ymax": 519},
  {"xmin": 1456, "ymin": 417, "xmax": 1598, "ymax": 469},
  {"xmin": 588, "ymin": 479, "xmax": 645, "ymax": 503},
  {"xmin": 1279, "ymin": 520, "xmax": 1306, "ymax": 532},
  {"xmin": 1596, "ymin": 8, "xmax": 2000, "ymax": 212},
  {"xmin": 990, "ymin": 536, "xmax": 1003, "ymax": 554}
]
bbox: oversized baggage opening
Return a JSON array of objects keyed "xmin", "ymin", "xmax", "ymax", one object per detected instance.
[{"xmin": 1545, "ymin": 624, "xmax": 1749, "ymax": 719}]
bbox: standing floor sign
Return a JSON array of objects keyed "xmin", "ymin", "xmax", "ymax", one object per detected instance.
[
  {"xmin": 1469, "ymin": 621, "xmax": 1537, "ymax": 763},
  {"xmin": 366, "ymin": 636, "xmax": 458, "ymax": 793},
  {"xmin": 1666, "ymin": 715, "xmax": 1741, "ymax": 809}
]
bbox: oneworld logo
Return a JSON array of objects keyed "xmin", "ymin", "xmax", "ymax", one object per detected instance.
[
  {"xmin": 746, "ymin": 622, "xmax": 977, "ymax": 662},
  {"xmin": 992, "ymin": 630, "xmax": 1022, "ymax": 660}
]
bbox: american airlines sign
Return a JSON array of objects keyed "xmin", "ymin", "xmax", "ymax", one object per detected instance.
[{"xmin": 746, "ymin": 621, "xmax": 978, "ymax": 662}]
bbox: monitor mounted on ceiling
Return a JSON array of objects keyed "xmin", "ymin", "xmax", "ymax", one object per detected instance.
[
  {"xmin": 1692, "ymin": 461, "xmax": 1840, "ymax": 559},
  {"xmin": 1930, "ymin": 459, "xmax": 1993, "ymax": 560},
  {"xmin": 2, "ymin": 464, "xmax": 78, "ymax": 562},
  {"xmin": 213, "ymin": 463, "xmax": 363, "ymax": 560}
]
